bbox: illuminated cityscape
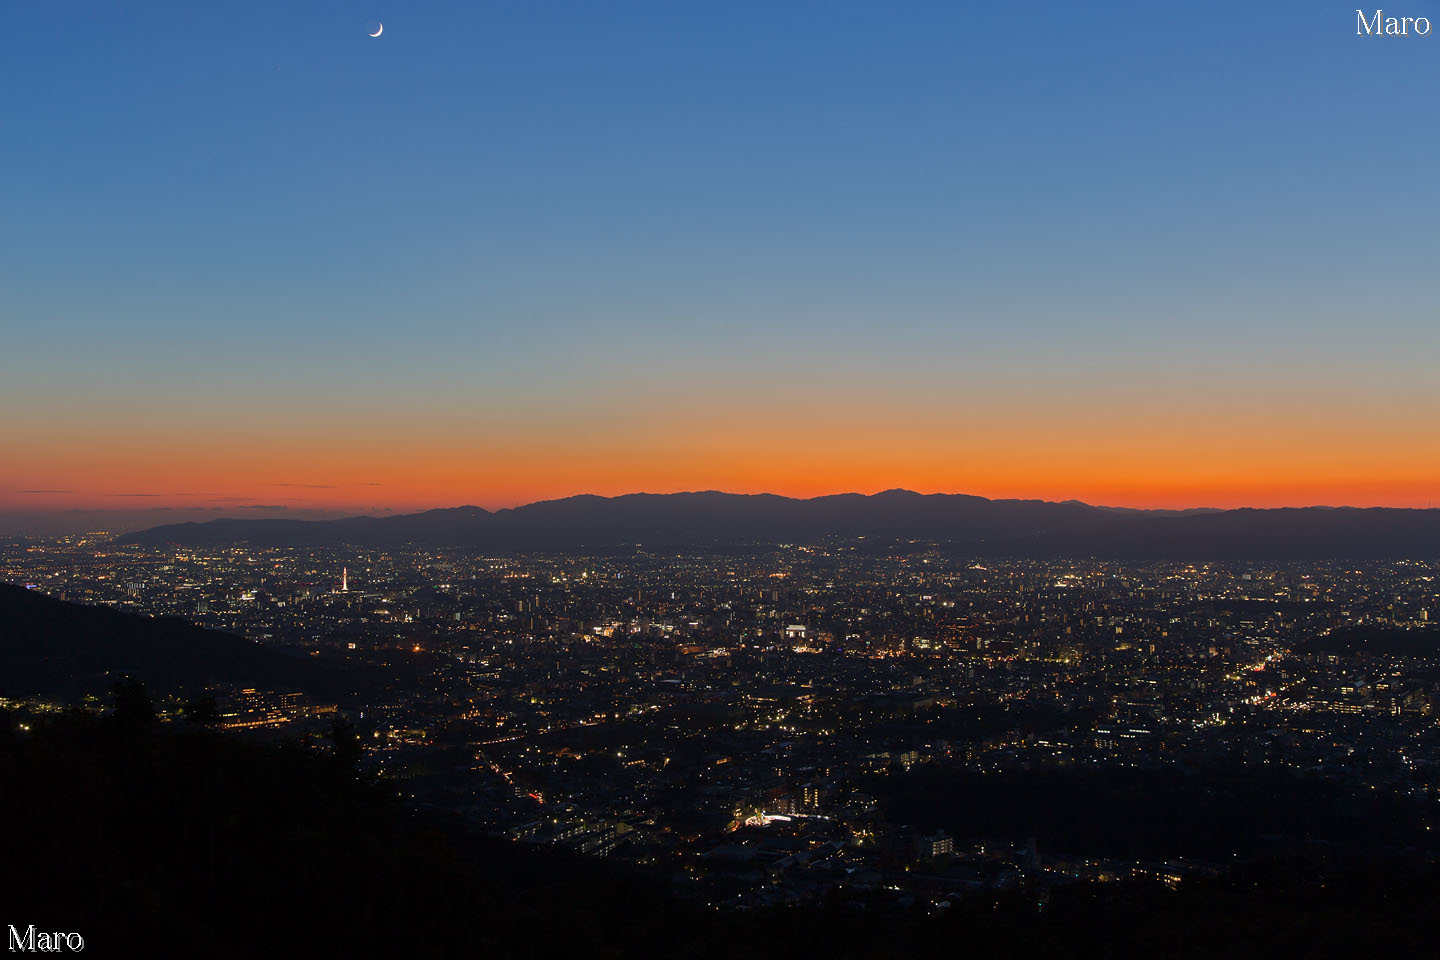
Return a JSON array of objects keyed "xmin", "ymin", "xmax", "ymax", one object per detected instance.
[{"xmin": 6, "ymin": 535, "xmax": 1437, "ymax": 911}]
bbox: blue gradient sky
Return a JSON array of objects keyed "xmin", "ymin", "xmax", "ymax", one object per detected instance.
[{"xmin": 3, "ymin": 2, "xmax": 1438, "ymax": 525}]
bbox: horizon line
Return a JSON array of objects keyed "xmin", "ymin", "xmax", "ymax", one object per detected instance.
[{"xmin": 8, "ymin": 486, "xmax": 1440, "ymax": 525}]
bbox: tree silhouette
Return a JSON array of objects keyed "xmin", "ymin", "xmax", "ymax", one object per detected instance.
[
  {"xmin": 328, "ymin": 714, "xmax": 363, "ymax": 773},
  {"xmin": 111, "ymin": 675, "xmax": 156, "ymax": 729},
  {"xmin": 181, "ymin": 695, "xmax": 220, "ymax": 727}
]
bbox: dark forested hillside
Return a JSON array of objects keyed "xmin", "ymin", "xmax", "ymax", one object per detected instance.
[
  {"xmin": 0, "ymin": 583, "xmax": 353, "ymax": 699},
  {"xmin": 6, "ymin": 707, "xmax": 1440, "ymax": 959}
]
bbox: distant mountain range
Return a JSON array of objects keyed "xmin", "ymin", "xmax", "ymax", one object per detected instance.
[{"xmin": 113, "ymin": 490, "xmax": 1440, "ymax": 559}]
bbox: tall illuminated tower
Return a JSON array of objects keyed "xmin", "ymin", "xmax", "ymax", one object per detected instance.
[{"xmin": 342, "ymin": 566, "xmax": 349, "ymax": 593}]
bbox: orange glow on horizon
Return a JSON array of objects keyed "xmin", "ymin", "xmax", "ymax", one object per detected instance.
[
  {"xmin": 5, "ymin": 464, "xmax": 1437, "ymax": 514},
  {"xmin": 6, "ymin": 379, "xmax": 1439, "ymax": 515}
]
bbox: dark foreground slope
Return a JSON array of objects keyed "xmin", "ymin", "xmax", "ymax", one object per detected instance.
[
  {"xmin": 1, "ymin": 713, "xmax": 699, "ymax": 959},
  {"xmin": 116, "ymin": 491, "xmax": 1440, "ymax": 560},
  {"xmin": 8, "ymin": 712, "xmax": 1440, "ymax": 960},
  {"xmin": 0, "ymin": 583, "xmax": 357, "ymax": 700}
]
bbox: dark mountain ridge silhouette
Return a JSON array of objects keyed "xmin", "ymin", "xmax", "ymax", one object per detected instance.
[
  {"xmin": 115, "ymin": 490, "xmax": 1440, "ymax": 559},
  {"xmin": 0, "ymin": 583, "xmax": 350, "ymax": 699}
]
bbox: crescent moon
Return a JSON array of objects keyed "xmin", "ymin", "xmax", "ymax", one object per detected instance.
[{"xmin": 368, "ymin": 22, "xmax": 383, "ymax": 38}]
